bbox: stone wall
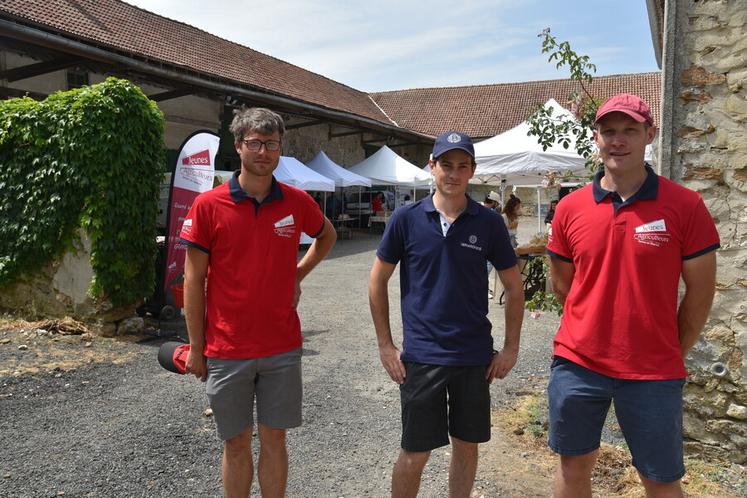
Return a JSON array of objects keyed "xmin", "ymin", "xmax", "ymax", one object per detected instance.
[
  {"xmin": 283, "ymin": 123, "xmax": 367, "ymax": 166},
  {"xmin": 661, "ymin": 0, "xmax": 747, "ymax": 463}
]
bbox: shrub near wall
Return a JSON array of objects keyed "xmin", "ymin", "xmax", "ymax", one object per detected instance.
[{"xmin": 0, "ymin": 77, "xmax": 165, "ymax": 307}]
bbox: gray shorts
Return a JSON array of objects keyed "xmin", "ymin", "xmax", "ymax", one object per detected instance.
[{"xmin": 206, "ymin": 347, "xmax": 302, "ymax": 440}]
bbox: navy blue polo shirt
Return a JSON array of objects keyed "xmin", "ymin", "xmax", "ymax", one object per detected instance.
[{"xmin": 376, "ymin": 194, "xmax": 516, "ymax": 366}]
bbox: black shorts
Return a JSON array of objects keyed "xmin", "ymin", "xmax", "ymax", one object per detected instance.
[{"xmin": 399, "ymin": 362, "xmax": 491, "ymax": 452}]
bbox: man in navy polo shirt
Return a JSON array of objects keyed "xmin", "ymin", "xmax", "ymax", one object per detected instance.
[
  {"xmin": 369, "ymin": 131, "xmax": 525, "ymax": 498},
  {"xmin": 180, "ymin": 107, "xmax": 336, "ymax": 498},
  {"xmin": 547, "ymin": 94, "xmax": 719, "ymax": 497}
]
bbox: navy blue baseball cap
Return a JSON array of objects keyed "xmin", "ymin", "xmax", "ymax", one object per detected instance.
[{"xmin": 432, "ymin": 131, "xmax": 475, "ymax": 160}]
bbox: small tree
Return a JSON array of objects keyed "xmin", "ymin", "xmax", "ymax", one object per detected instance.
[
  {"xmin": 524, "ymin": 29, "xmax": 603, "ymax": 317},
  {"xmin": 527, "ymin": 28, "xmax": 601, "ymax": 173}
]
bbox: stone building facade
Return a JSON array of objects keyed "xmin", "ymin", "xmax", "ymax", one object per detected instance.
[{"xmin": 656, "ymin": 0, "xmax": 747, "ymax": 463}]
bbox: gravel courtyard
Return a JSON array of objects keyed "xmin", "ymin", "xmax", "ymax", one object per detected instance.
[{"xmin": 2, "ymin": 221, "xmax": 743, "ymax": 497}]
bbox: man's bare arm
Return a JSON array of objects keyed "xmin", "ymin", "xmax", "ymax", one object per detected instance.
[
  {"xmin": 297, "ymin": 218, "xmax": 337, "ymax": 282},
  {"xmin": 486, "ymin": 265, "xmax": 524, "ymax": 381},
  {"xmin": 368, "ymin": 257, "xmax": 405, "ymax": 384},
  {"xmin": 679, "ymin": 251, "xmax": 717, "ymax": 358},
  {"xmin": 549, "ymin": 257, "xmax": 575, "ymax": 305},
  {"xmin": 184, "ymin": 246, "xmax": 209, "ymax": 381}
]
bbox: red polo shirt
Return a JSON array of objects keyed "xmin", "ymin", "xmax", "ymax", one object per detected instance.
[
  {"xmin": 179, "ymin": 172, "xmax": 324, "ymax": 359},
  {"xmin": 546, "ymin": 166, "xmax": 719, "ymax": 379}
]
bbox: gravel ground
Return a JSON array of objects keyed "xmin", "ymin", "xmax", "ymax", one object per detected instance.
[{"xmin": 7, "ymin": 218, "xmax": 737, "ymax": 497}]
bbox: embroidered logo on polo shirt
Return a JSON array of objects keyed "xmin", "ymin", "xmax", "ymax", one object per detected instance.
[
  {"xmin": 633, "ymin": 219, "xmax": 670, "ymax": 247},
  {"xmin": 180, "ymin": 218, "xmax": 193, "ymax": 237},
  {"xmin": 461, "ymin": 234, "xmax": 483, "ymax": 252},
  {"xmin": 635, "ymin": 219, "xmax": 666, "ymax": 233},
  {"xmin": 273, "ymin": 214, "xmax": 296, "ymax": 238}
]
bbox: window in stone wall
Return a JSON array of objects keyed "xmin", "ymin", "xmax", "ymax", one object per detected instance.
[{"xmin": 66, "ymin": 68, "xmax": 89, "ymax": 90}]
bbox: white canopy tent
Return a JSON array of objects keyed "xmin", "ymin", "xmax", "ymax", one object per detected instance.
[
  {"xmin": 349, "ymin": 145, "xmax": 431, "ymax": 188},
  {"xmin": 306, "ymin": 151, "xmax": 371, "ymax": 187},
  {"xmin": 274, "ymin": 156, "xmax": 335, "ymax": 244},
  {"xmin": 471, "ymin": 99, "xmax": 654, "ymax": 233},
  {"xmin": 274, "ymin": 156, "xmax": 335, "ymax": 192},
  {"xmin": 473, "ymin": 97, "xmax": 653, "ymax": 186},
  {"xmin": 473, "ymin": 98, "xmax": 589, "ymax": 186},
  {"xmin": 306, "ymin": 150, "xmax": 372, "ymax": 230}
]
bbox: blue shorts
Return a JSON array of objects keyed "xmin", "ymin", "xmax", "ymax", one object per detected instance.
[{"xmin": 547, "ymin": 356, "xmax": 686, "ymax": 483}]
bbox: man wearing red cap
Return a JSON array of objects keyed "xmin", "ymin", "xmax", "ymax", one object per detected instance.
[{"xmin": 546, "ymin": 93, "xmax": 719, "ymax": 497}]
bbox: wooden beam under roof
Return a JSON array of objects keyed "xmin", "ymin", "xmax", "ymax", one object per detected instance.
[
  {"xmin": 0, "ymin": 85, "xmax": 47, "ymax": 100},
  {"xmin": 285, "ymin": 119, "xmax": 324, "ymax": 130},
  {"xmin": 0, "ymin": 57, "xmax": 85, "ymax": 82},
  {"xmin": 148, "ymin": 87, "xmax": 197, "ymax": 102}
]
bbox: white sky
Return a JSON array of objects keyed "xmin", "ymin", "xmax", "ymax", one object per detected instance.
[{"xmin": 125, "ymin": 0, "xmax": 659, "ymax": 92}]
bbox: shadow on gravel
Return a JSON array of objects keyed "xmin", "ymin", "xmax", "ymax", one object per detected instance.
[
  {"xmin": 302, "ymin": 329, "xmax": 329, "ymax": 338},
  {"xmin": 302, "ymin": 231, "xmax": 382, "ymax": 260}
]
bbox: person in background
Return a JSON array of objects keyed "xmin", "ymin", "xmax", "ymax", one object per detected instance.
[
  {"xmin": 483, "ymin": 190, "xmax": 502, "ymax": 298},
  {"xmin": 313, "ymin": 192, "xmax": 323, "ymax": 210},
  {"xmin": 501, "ymin": 194, "xmax": 522, "ymax": 249},
  {"xmin": 369, "ymin": 130, "xmax": 524, "ymax": 498},
  {"xmin": 483, "ymin": 190, "xmax": 500, "ymax": 212},
  {"xmin": 372, "ymin": 191, "xmax": 385, "ymax": 213},
  {"xmin": 546, "ymin": 93, "xmax": 719, "ymax": 498},
  {"xmin": 544, "ymin": 199, "xmax": 559, "ymax": 228}
]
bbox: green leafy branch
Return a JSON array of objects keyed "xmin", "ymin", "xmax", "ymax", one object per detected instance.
[
  {"xmin": 523, "ymin": 257, "xmax": 563, "ymax": 316},
  {"xmin": 527, "ymin": 28, "xmax": 602, "ymax": 172}
]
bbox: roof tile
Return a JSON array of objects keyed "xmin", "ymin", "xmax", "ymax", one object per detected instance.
[
  {"xmin": 371, "ymin": 73, "xmax": 662, "ymax": 139},
  {"xmin": 0, "ymin": 0, "xmax": 392, "ymax": 124}
]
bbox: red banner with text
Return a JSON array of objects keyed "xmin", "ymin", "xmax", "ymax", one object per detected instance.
[{"xmin": 163, "ymin": 131, "xmax": 219, "ymax": 305}]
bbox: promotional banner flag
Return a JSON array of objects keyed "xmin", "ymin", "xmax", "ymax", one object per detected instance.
[{"xmin": 163, "ymin": 131, "xmax": 219, "ymax": 304}]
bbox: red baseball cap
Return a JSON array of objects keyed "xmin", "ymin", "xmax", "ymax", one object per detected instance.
[{"xmin": 595, "ymin": 93, "xmax": 654, "ymax": 126}]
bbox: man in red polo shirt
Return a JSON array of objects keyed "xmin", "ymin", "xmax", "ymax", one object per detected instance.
[
  {"xmin": 179, "ymin": 107, "xmax": 336, "ymax": 498},
  {"xmin": 546, "ymin": 94, "xmax": 719, "ymax": 498}
]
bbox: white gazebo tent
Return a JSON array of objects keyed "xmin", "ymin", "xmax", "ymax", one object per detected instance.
[
  {"xmin": 471, "ymin": 99, "xmax": 591, "ymax": 233},
  {"xmin": 474, "ymin": 98, "xmax": 589, "ymax": 183},
  {"xmin": 307, "ymin": 151, "xmax": 372, "ymax": 231},
  {"xmin": 349, "ymin": 146, "xmax": 431, "ymax": 228},
  {"xmin": 274, "ymin": 156, "xmax": 334, "ymax": 244},
  {"xmin": 307, "ymin": 151, "xmax": 372, "ymax": 188},
  {"xmin": 274, "ymin": 156, "xmax": 335, "ymax": 192},
  {"xmin": 349, "ymin": 145, "xmax": 431, "ymax": 189}
]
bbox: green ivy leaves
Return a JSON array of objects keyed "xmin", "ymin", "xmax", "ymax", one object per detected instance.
[{"xmin": 0, "ymin": 78, "xmax": 165, "ymax": 306}]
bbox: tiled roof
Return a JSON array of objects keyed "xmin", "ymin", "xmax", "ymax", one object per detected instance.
[
  {"xmin": 0, "ymin": 0, "xmax": 393, "ymax": 125},
  {"xmin": 371, "ymin": 72, "xmax": 662, "ymax": 139}
]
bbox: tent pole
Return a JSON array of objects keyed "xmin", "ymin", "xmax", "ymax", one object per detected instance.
[{"xmin": 537, "ymin": 186, "xmax": 542, "ymax": 234}]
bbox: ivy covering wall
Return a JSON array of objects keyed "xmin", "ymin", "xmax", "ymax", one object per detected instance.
[{"xmin": 0, "ymin": 77, "xmax": 165, "ymax": 306}]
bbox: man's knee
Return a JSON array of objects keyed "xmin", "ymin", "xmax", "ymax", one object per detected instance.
[
  {"xmin": 224, "ymin": 427, "xmax": 252, "ymax": 456},
  {"xmin": 397, "ymin": 449, "xmax": 431, "ymax": 471},
  {"xmin": 450, "ymin": 436, "xmax": 478, "ymax": 454},
  {"xmin": 558, "ymin": 451, "xmax": 598, "ymax": 480},
  {"xmin": 258, "ymin": 425, "xmax": 287, "ymax": 451},
  {"xmin": 639, "ymin": 474, "xmax": 683, "ymax": 498}
]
